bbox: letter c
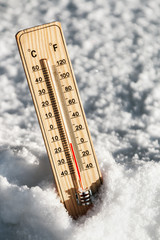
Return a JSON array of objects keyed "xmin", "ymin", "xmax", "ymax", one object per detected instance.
[{"xmin": 31, "ymin": 50, "xmax": 37, "ymax": 58}]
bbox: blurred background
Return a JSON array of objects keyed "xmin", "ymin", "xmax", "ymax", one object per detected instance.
[{"xmin": 0, "ymin": 0, "xmax": 160, "ymax": 239}]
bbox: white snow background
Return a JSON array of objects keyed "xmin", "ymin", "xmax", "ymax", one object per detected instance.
[{"xmin": 0, "ymin": 0, "xmax": 160, "ymax": 239}]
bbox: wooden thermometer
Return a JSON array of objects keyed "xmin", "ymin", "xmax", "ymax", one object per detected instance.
[{"xmin": 16, "ymin": 21, "xmax": 102, "ymax": 218}]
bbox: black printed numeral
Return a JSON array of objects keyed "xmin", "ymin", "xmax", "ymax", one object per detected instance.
[
  {"xmin": 32, "ymin": 65, "xmax": 39, "ymax": 71},
  {"xmin": 68, "ymin": 98, "xmax": 75, "ymax": 105},
  {"xmin": 61, "ymin": 170, "xmax": 68, "ymax": 176},
  {"xmin": 82, "ymin": 150, "xmax": 89, "ymax": 156},
  {"xmin": 35, "ymin": 77, "xmax": 42, "ymax": 83},
  {"xmin": 75, "ymin": 124, "xmax": 82, "ymax": 131},
  {"xmin": 52, "ymin": 136, "xmax": 59, "ymax": 142},
  {"xmin": 45, "ymin": 112, "xmax": 53, "ymax": 118},
  {"xmin": 58, "ymin": 159, "xmax": 65, "ymax": 165},
  {"xmin": 65, "ymin": 85, "xmax": 72, "ymax": 92},
  {"xmin": 42, "ymin": 101, "xmax": 49, "ymax": 107},
  {"xmin": 57, "ymin": 59, "xmax": 66, "ymax": 65},
  {"xmin": 38, "ymin": 89, "xmax": 46, "ymax": 95},
  {"xmin": 60, "ymin": 72, "xmax": 70, "ymax": 79},
  {"xmin": 80, "ymin": 138, "xmax": 84, "ymax": 143},
  {"xmin": 72, "ymin": 112, "xmax": 79, "ymax": 117},
  {"xmin": 54, "ymin": 147, "xmax": 62, "ymax": 154},
  {"xmin": 50, "ymin": 125, "xmax": 54, "ymax": 130},
  {"xmin": 86, "ymin": 163, "xmax": 93, "ymax": 169}
]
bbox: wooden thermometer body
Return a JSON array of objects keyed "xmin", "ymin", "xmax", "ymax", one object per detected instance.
[{"xmin": 16, "ymin": 21, "xmax": 102, "ymax": 218}]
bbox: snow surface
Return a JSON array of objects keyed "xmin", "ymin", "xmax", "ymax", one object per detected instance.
[{"xmin": 1, "ymin": 0, "xmax": 160, "ymax": 239}]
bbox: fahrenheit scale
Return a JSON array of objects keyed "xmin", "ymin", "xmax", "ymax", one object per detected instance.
[{"xmin": 16, "ymin": 21, "xmax": 102, "ymax": 218}]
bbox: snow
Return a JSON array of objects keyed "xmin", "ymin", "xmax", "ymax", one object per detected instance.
[{"xmin": 1, "ymin": 0, "xmax": 160, "ymax": 239}]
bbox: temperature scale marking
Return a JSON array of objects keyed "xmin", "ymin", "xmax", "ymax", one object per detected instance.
[{"xmin": 16, "ymin": 21, "xmax": 102, "ymax": 218}]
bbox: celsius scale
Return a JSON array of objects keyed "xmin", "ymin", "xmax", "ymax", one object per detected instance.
[{"xmin": 16, "ymin": 21, "xmax": 102, "ymax": 218}]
